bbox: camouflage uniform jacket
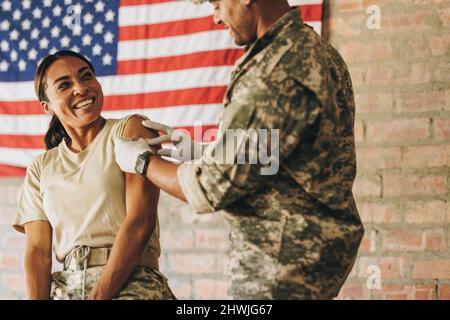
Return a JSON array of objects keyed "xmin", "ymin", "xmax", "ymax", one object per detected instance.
[{"xmin": 178, "ymin": 8, "xmax": 364, "ymax": 299}]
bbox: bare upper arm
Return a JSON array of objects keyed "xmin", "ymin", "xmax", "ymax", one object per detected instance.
[
  {"xmin": 24, "ymin": 221, "xmax": 52, "ymax": 253},
  {"xmin": 121, "ymin": 115, "xmax": 160, "ymax": 220},
  {"xmin": 121, "ymin": 115, "xmax": 159, "ymax": 141}
]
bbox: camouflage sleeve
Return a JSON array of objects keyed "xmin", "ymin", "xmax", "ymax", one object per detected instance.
[{"xmin": 177, "ymin": 78, "xmax": 323, "ymax": 214}]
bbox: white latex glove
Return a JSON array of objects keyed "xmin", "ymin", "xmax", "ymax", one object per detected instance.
[
  {"xmin": 142, "ymin": 120, "xmax": 205, "ymax": 162},
  {"xmin": 114, "ymin": 137, "xmax": 151, "ymax": 174}
]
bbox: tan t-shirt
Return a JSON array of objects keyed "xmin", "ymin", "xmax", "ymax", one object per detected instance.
[{"xmin": 13, "ymin": 115, "xmax": 161, "ymax": 264}]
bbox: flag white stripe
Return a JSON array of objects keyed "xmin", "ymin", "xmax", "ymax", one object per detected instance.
[
  {"xmin": 0, "ymin": 104, "xmax": 222, "ymax": 135},
  {"xmin": 118, "ymin": 2, "xmax": 213, "ymax": 27},
  {"xmin": 305, "ymin": 21, "xmax": 322, "ymax": 35},
  {"xmin": 0, "ymin": 148, "xmax": 44, "ymax": 168},
  {"xmin": 118, "ymin": 30, "xmax": 237, "ymax": 60},
  {"xmin": 0, "ymin": 66, "xmax": 233, "ymax": 101},
  {"xmin": 118, "ymin": 1, "xmax": 323, "ymax": 27},
  {"xmin": 288, "ymin": 0, "xmax": 323, "ymax": 5}
]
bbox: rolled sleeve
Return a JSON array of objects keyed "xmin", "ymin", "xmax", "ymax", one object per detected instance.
[
  {"xmin": 177, "ymin": 162, "xmax": 215, "ymax": 214},
  {"xmin": 13, "ymin": 156, "xmax": 49, "ymax": 233}
]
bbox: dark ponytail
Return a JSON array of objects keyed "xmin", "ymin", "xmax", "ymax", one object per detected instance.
[
  {"xmin": 34, "ymin": 50, "xmax": 95, "ymax": 150},
  {"xmin": 44, "ymin": 116, "xmax": 70, "ymax": 150}
]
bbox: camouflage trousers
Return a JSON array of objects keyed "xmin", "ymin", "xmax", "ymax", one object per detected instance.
[
  {"xmin": 51, "ymin": 266, "xmax": 176, "ymax": 300},
  {"xmin": 224, "ymin": 210, "xmax": 364, "ymax": 300}
]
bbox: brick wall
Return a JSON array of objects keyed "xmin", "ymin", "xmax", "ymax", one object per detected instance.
[
  {"xmin": 325, "ymin": 0, "xmax": 450, "ymax": 300},
  {"xmin": 0, "ymin": 0, "xmax": 449, "ymax": 300}
]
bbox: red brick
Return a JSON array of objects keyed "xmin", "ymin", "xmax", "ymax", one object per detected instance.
[
  {"xmin": 167, "ymin": 253, "xmax": 217, "ymax": 274},
  {"xmin": 366, "ymin": 63, "xmax": 394, "ymax": 85},
  {"xmin": 1, "ymin": 233, "xmax": 26, "ymax": 250},
  {"xmin": 438, "ymin": 6, "xmax": 450, "ymax": 27},
  {"xmin": 355, "ymin": 120, "xmax": 365, "ymax": 143},
  {"xmin": 359, "ymin": 202, "xmax": 402, "ymax": 223},
  {"xmin": 362, "ymin": 0, "xmax": 393, "ymax": 6},
  {"xmin": 435, "ymin": 119, "xmax": 450, "ymax": 141},
  {"xmin": 412, "ymin": 285, "xmax": 437, "ymax": 300},
  {"xmin": 355, "ymin": 92, "xmax": 394, "ymax": 114},
  {"xmin": 1, "ymin": 274, "xmax": 25, "ymax": 293},
  {"xmin": 439, "ymin": 285, "xmax": 450, "ymax": 300},
  {"xmin": 331, "ymin": 15, "xmax": 365, "ymax": 38},
  {"xmin": 424, "ymin": 229, "xmax": 447, "ymax": 251},
  {"xmin": 403, "ymin": 145, "xmax": 447, "ymax": 168},
  {"xmin": 428, "ymin": 34, "xmax": 450, "ymax": 56},
  {"xmin": 394, "ymin": 63, "xmax": 432, "ymax": 85},
  {"xmin": 397, "ymin": 36, "xmax": 430, "ymax": 60},
  {"xmin": 336, "ymin": 282, "xmax": 370, "ymax": 300},
  {"xmin": 0, "ymin": 253, "xmax": 20, "ymax": 270},
  {"xmin": 167, "ymin": 278, "xmax": 192, "ymax": 300},
  {"xmin": 381, "ymin": 10, "xmax": 433, "ymax": 33},
  {"xmin": 195, "ymin": 229, "xmax": 229, "ymax": 250},
  {"xmin": 348, "ymin": 65, "xmax": 366, "ymax": 87},
  {"xmin": 382, "ymin": 229, "xmax": 424, "ymax": 251},
  {"xmin": 358, "ymin": 235, "xmax": 373, "ymax": 253},
  {"xmin": 399, "ymin": 91, "xmax": 449, "ymax": 113},
  {"xmin": 412, "ymin": 260, "xmax": 450, "ymax": 279},
  {"xmin": 193, "ymin": 279, "xmax": 229, "ymax": 299},
  {"xmin": 434, "ymin": 62, "xmax": 450, "ymax": 82},
  {"xmin": 340, "ymin": 40, "xmax": 392, "ymax": 62},
  {"xmin": 385, "ymin": 292, "xmax": 408, "ymax": 300},
  {"xmin": 366, "ymin": 118, "xmax": 429, "ymax": 144},
  {"xmin": 0, "ymin": 206, "xmax": 16, "ymax": 226},
  {"xmin": 358, "ymin": 256, "xmax": 402, "ymax": 279},
  {"xmin": 160, "ymin": 230, "xmax": 194, "ymax": 250},
  {"xmin": 383, "ymin": 174, "xmax": 446, "ymax": 197},
  {"xmin": 404, "ymin": 200, "xmax": 447, "ymax": 224},
  {"xmin": 353, "ymin": 175, "xmax": 382, "ymax": 198},
  {"xmin": 357, "ymin": 147, "xmax": 401, "ymax": 169},
  {"xmin": 336, "ymin": 0, "xmax": 362, "ymax": 12}
]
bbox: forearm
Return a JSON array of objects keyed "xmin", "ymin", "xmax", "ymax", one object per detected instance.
[
  {"xmin": 24, "ymin": 249, "xmax": 52, "ymax": 300},
  {"xmin": 146, "ymin": 156, "xmax": 187, "ymax": 202},
  {"xmin": 90, "ymin": 216, "xmax": 155, "ymax": 299}
]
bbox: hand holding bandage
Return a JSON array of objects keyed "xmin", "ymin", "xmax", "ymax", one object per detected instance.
[{"xmin": 142, "ymin": 120, "xmax": 205, "ymax": 162}]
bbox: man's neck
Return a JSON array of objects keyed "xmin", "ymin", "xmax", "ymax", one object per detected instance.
[{"xmin": 255, "ymin": 0, "xmax": 291, "ymax": 39}]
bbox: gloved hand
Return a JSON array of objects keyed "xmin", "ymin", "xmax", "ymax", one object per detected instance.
[
  {"xmin": 142, "ymin": 120, "xmax": 205, "ymax": 162},
  {"xmin": 114, "ymin": 137, "xmax": 153, "ymax": 174}
]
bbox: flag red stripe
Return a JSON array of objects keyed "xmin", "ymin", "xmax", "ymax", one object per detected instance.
[
  {"xmin": 0, "ymin": 135, "xmax": 44, "ymax": 149},
  {"xmin": 300, "ymin": 4, "xmax": 323, "ymax": 22},
  {"xmin": 103, "ymin": 86, "xmax": 227, "ymax": 110},
  {"xmin": 120, "ymin": 0, "xmax": 175, "ymax": 6},
  {"xmin": 117, "ymin": 49, "xmax": 243, "ymax": 75},
  {"xmin": 0, "ymin": 86, "xmax": 227, "ymax": 115},
  {"xmin": 0, "ymin": 101, "xmax": 42, "ymax": 115},
  {"xmin": 0, "ymin": 164, "xmax": 26, "ymax": 176},
  {"xmin": 119, "ymin": 6, "xmax": 322, "ymax": 41},
  {"xmin": 0, "ymin": 124, "xmax": 218, "ymax": 149},
  {"xmin": 119, "ymin": 16, "xmax": 224, "ymax": 41}
]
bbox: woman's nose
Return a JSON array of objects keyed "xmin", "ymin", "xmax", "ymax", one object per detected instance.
[{"xmin": 73, "ymin": 82, "xmax": 88, "ymax": 96}]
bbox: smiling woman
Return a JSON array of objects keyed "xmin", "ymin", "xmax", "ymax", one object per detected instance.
[{"xmin": 13, "ymin": 50, "xmax": 176, "ymax": 300}]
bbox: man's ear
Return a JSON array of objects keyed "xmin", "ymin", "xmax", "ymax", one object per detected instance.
[{"xmin": 40, "ymin": 101, "xmax": 54, "ymax": 116}]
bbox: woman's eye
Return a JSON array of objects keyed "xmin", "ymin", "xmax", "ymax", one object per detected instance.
[
  {"xmin": 57, "ymin": 82, "xmax": 70, "ymax": 90},
  {"xmin": 82, "ymin": 72, "xmax": 93, "ymax": 80}
]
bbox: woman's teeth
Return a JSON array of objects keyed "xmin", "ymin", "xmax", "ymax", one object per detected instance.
[{"xmin": 74, "ymin": 98, "xmax": 94, "ymax": 109}]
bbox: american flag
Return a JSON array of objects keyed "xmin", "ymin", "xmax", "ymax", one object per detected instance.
[{"xmin": 0, "ymin": 0, "xmax": 323, "ymax": 176}]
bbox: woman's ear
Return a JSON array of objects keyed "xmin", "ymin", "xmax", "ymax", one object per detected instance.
[{"xmin": 40, "ymin": 101, "xmax": 54, "ymax": 116}]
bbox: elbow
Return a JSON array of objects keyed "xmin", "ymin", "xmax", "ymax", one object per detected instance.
[
  {"xmin": 126, "ymin": 216, "xmax": 156, "ymax": 245},
  {"xmin": 25, "ymin": 246, "xmax": 52, "ymax": 267}
]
